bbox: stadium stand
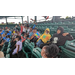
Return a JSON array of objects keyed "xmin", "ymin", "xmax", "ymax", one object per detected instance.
[{"xmin": 0, "ymin": 18, "xmax": 75, "ymax": 58}]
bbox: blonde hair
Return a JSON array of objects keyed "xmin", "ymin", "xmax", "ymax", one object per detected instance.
[{"xmin": 0, "ymin": 51, "xmax": 4, "ymax": 58}]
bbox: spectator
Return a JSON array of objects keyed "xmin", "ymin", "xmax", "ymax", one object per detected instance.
[
  {"xmin": 40, "ymin": 27, "xmax": 73, "ymax": 49},
  {"xmin": 23, "ymin": 25, "xmax": 27, "ymax": 34},
  {"xmin": 28, "ymin": 29, "xmax": 34, "ymax": 39},
  {"xmin": 12, "ymin": 31, "xmax": 18, "ymax": 38},
  {"xmin": 27, "ymin": 24, "xmax": 30, "ymax": 34},
  {"xmin": 21, "ymin": 33, "xmax": 27, "ymax": 43},
  {"xmin": 7, "ymin": 29, "xmax": 12, "ymax": 36},
  {"xmin": 36, "ymin": 28, "xmax": 51, "ymax": 47},
  {"xmin": 28, "ymin": 28, "xmax": 40, "ymax": 43},
  {"xmin": 19, "ymin": 24, "xmax": 23, "ymax": 34},
  {"xmin": 27, "ymin": 27, "xmax": 33, "ymax": 37},
  {"xmin": 12, "ymin": 36, "xmax": 22, "ymax": 55},
  {"xmin": 2, "ymin": 34, "xmax": 6, "ymax": 40},
  {"xmin": 15, "ymin": 25, "xmax": 19, "ymax": 31},
  {"xmin": 41, "ymin": 44, "xmax": 59, "ymax": 58},
  {"xmin": 6, "ymin": 35, "xmax": 10, "ymax": 42}
]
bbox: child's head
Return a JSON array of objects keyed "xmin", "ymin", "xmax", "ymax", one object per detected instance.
[
  {"xmin": 33, "ymin": 28, "xmax": 37, "ymax": 33},
  {"xmin": 27, "ymin": 24, "xmax": 29, "ymax": 28},
  {"xmin": 30, "ymin": 27, "xmax": 32, "ymax": 31},
  {"xmin": 16, "ymin": 36, "xmax": 21, "ymax": 41},
  {"xmin": 41, "ymin": 44, "xmax": 59, "ymax": 58},
  {"xmin": 46, "ymin": 30, "xmax": 49, "ymax": 34},
  {"xmin": 57, "ymin": 27, "xmax": 64, "ymax": 34},
  {"xmin": 7, "ymin": 35, "xmax": 10, "ymax": 38},
  {"xmin": 24, "ymin": 33, "xmax": 27, "ymax": 37}
]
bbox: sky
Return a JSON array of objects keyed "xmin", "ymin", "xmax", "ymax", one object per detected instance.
[{"xmin": 0, "ymin": 16, "xmax": 72, "ymax": 24}]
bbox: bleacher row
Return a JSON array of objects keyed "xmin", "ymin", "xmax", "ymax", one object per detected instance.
[
  {"xmin": 31, "ymin": 22, "xmax": 75, "ymax": 38},
  {"xmin": 1, "ymin": 21, "xmax": 75, "ymax": 58},
  {"xmin": 31, "ymin": 21, "xmax": 75, "ymax": 58}
]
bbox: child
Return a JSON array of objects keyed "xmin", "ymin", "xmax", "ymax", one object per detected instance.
[
  {"xmin": 12, "ymin": 36, "xmax": 22, "ymax": 55},
  {"xmin": 7, "ymin": 29, "xmax": 12, "ymax": 36},
  {"xmin": 6, "ymin": 35, "xmax": 10, "ymax": 42},
  {"xmin": 21, "ymin": 33, "xmax": 27, "ymax": 43},
  {"xmin": 41, "ymin": 44, "xmax": 59, "ymax": 58},
  {"xmin": 23, "ymin": 25, "xmax": 27, "ymax": 34},
  {"xmin": 19, "ymin": 24, "xmax": 23, "ymax": 34},
  {"xmin": 13, "ymin": 31, "xmax": 18, "ymax": 38},
  {"xmin": 36, "ymin": 28, "xmax": 51, "ymax": 47},
  {"xmin": 27, "ymin": 25, "xmax": 30, "ymax": 34},
  {"xmin": 2, "ymin": 34, "xmax": 6, "ymax": 40},
  {"xmin": 28, "ymin": 28, "xmax": 40, "ymax": 43}
]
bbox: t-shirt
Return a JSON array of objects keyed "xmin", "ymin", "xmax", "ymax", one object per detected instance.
[
  {"xmin": 6, "ymin": 38, "xmax": 10, "ymax": 42},
  {"xmin": 50, "ymin": 33, "xmax": 73, "ymax": 46},
  {"xmin": 7, "ymin": 31, "xmax": 12, "ymax": 35},
  {"xmin": 2, "ymin": 30, "xmax": 5, "ymax": 34},
  {"xmin": 21, "ymin": 26, "xmax": 23, "ymax": 33},
  {"xmin": 29, "ymin": 32, "xmax": 34, "ymax": 38},
  {"xmin": 16, "ymin": 41, "xmax": 22, "ymax": 51},
  {"xmin": 1, "ymin": 32, "xmax": 4, "ymax": 35},
  {"xmin": 23, "ymin": 28, "xmax": 26, "ymax": 32},
  {"xmin": 12, "ymin": 41, "xmax": 22, "ymax": 55},
  {"xmin": 3, "ymin": 37, "xmax": 6, "ymax": 40}
]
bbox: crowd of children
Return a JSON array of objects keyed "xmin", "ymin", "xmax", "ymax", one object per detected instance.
[{"xmin": 0, "ymin": 23, "xmax": 74, "ymax": 58}]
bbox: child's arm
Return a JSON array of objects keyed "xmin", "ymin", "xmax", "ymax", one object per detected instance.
[
  {"xmin": 30, "ymin": 34, "xmax": 35, "ymax": 40},
  {"xmin": 16, "ymin": 45, "xmax": 19, "ymax": 54}
]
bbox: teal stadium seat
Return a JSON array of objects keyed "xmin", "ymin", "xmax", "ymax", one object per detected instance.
[
  {"xmin": 59, "ymin": 40, "xmax": 75, "ymax": 58},
  {"xmin": 32, "ymin": 47, "xmax": 42, "ymax": 58}
]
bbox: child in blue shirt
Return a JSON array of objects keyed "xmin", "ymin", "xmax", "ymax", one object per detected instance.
[
  {"xmin": 6, "ymin": 35, "xmax": 10, "ymax": 42},
  {"xmin": 7, "ymin": 31, "xmax": 12, "ymax": 36},
  {"xmin": 2, "ymin": 34, "xmax": 6, "ymax": 40}
]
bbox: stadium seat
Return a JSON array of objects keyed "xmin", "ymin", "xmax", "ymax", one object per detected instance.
[
  {"xmin": 31, "ymin": 47, "xmax": 42, "ymax": 58},
  {"xmin": 64, "ymin": 40, "xmax": 75, "ymax": 52},
  {"xmin": 60, "ymin": 46, "xmax": 75, "ymax": 58},
  {"xmin": 6, "ymin": 54, "xmax": 10, "ymax": 58}
]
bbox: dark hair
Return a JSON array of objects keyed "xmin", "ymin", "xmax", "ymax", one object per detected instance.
[
  {"xmin": 27, "ymin": 24, "xmax": 29, "ymax": 27},
  {"xmin": 7, "ymin": 35, "xmax": 10, "ymax": 38},
  {"xmin": 45, "ymin": 44, "xmax": 59, "ymax": 58},
  {"xmin": 33, "ymin": 28, "xmax": 37, "ymax": 30},
  {"xmin": 16, "ymin": 36, "xmax": 21, "ymax": 40}
]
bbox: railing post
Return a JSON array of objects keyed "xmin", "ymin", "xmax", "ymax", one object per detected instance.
[
  {"xmin": 22, "ymin": 16, "xmax": 23, "ymax": 24},
  {"xmin": 27, "ymin": 16, "xmax": 29, "ymax": 23},
  {"xmin": 6, "ymin": 17, "xmax": 7, "ymax": 25}
]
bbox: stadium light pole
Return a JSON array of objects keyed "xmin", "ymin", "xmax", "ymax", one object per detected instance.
[
  {"xmin": 27, "ymin": 16, "xmax": 29, "ymax": 23},
  {"xmin": 52, "ymin": 16, "xmax": 55, "ymax": 23},
  {"xmin": 21, "ymin": 16, "xmax": 23, "ymax": 24},
  {"xmin": 6, "ymin": 17, "xmax": 7, "ymax": 25},
  {"xmin": 34, "ymin": 16, "xmax": 37, "ymax": 23}
]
